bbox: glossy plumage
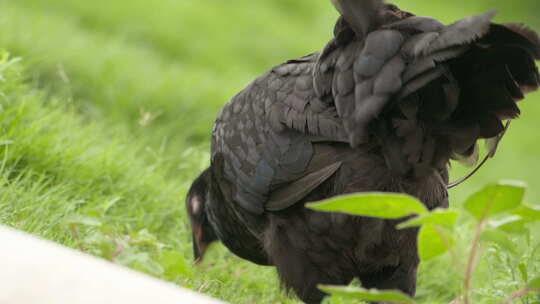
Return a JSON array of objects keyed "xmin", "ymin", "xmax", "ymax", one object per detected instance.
[{"xmin": 186, "ymin": 2, "xmax": 540, "ymax": 303}]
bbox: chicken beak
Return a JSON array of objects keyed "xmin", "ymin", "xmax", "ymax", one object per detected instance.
[{"xmin": 192, "ymin": 226, "xmax": 209, "ymax": 265}]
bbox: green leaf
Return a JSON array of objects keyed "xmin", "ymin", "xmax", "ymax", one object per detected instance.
[
  {"xmin": 64, "ymin": 215, "xmax": 102, "ymax": 227},
  {"xmin": 398, "ymin": 209, "xmax": 459, "ymax": 229},
  {"xmin": 139, "ymin": 258, "xmax": 165, "ymax": 276},
  {"xmin": 160, "ymin": 251, "xmax": 192, "ymax": 280},
  {"xmin": 519, "ymin": 263, "xmax": 529, "ymax": 283},
  {"xmin": 512, "ymin": 205, "xmax": 540, "ymax": 222},
  {"xmin": 527, "ymin": 277, "xmax": 540, "ymax": 289},
  {"xmin": 117, "ymin": 252, "xmax": 164, "ymax": 276},
  {"xmin": 418, "ymin": 224, "xmax": 455, "ymax": 261},
  {"xmin": 308, "ymin": 193, "xmax": 427, "ymax": 219},
  {"xmin": 100, "ymin": 197, "xmax": 122, "ymax": 215},
  {"xmin": 480, "ymin": 229, "xmax": 518, "ymax": 255},
  {"xmin": 319, "ymin": 285, "xmax": 416, "ymax": 303},
  {"xmin": 489, "ymin": 216, "xmax": 528, "ymax": 234},
  {"xmin": 129, "ymin": 229, "xmax": 164, "ymax": 249},
  {"xmin": 464, "ymin": 180, "xmax": 526, "ymax": 220}
]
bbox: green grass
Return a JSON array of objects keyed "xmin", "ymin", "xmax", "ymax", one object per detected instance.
[
  {"xmin": 0, "ymin": 52, "xmax": 293, "ymax": 303},
  {"xmin": 0, "ymin": 0, "xmax": 539, "ymax": 303}
]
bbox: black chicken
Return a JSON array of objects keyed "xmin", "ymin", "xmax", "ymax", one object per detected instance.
[{"xmin": 186, "ymin": 1, "xmax": 540, "ymax": 303}]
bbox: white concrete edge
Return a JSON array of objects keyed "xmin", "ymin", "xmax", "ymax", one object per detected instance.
[{"xmin": 0, "ymin": 225, "xmax": 225, "ymax": 304}]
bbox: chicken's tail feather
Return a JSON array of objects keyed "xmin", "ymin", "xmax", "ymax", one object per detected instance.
[
  {"xmin": 330, "ymin": 0, "xmax": 385, "ymax": 37},
  {"xmin": 396, "ymin": 23, "xmax": 540, "ymax": 171},
  {"xmin": 447, "ymin": 24, "xmax": 539, "ymax": 158}
]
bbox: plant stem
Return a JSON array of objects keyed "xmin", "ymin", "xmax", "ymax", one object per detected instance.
[
  {"xmin": 496, "ymin": 288, "xmax": 537, "ymax": 304},
  {"xmin": 463, "ymin": 219, "xmax": 486, "ymax": 304},
  {"xmin": 70, "ymin": 224, "xmax": 85, "ymax": 252},
  {"xmin": 463, "ymin": 186, "xmax": 501, "ymax": 304},
  {"xmin": 434, "ymin": 225, "xmax": 463, "ymax": 271}
]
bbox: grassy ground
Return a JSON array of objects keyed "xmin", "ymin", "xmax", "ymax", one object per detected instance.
[{"xmin": 0, "ymin": 0, "xmax": 539, "ymax": 303}]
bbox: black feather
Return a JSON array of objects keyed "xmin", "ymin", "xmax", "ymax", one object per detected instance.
[
  {"xmin": 331, "ymin": 0, "xmax": 384, "ymax": 37},
  {"xmin": 192, "ymin": 4, "xmax": 540, "ymax": 304}
]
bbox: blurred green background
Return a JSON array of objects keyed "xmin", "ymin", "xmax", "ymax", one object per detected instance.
[
  {"xmin": 0, "ymin": 0, "xmax": 538, "ymax": 303},
  {"xmin": 2, "ymin": 0, "xmax": 538, "ymax": 199}
]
